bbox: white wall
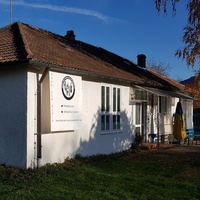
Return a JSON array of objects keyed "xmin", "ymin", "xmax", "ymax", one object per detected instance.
[
  {"xmin": 77, "ymin": 81, "xmax": 134, "ymax": 156},
  {"xmin": 26, "ymin": 70, "xmax": 195, "ymax": 167},
  {"xmin": 27, "ymin": 71, "xmax": 37, "ymax": 168},
  {"xmin": 37, "ymin": 78, "xmax": 134, "ymax": 166},
  {"xmin": 0, "ymin": 66, "xmax": 27, "ymax": 168},
  {"xmin": 28, "ymin": 69, "xmax": 193, "ymax": 167},
  {"xmin": 39, "ymin": 131, "xmax": 79, "ymax": 166},
  {"xmin": 1, "ymin": 67, "xmax": 193, "ymax": 168}
]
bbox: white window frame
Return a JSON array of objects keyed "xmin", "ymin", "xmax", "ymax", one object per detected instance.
[{"xmin": 101, "ymin": 84, "xmax": 121, "ymax": 133}]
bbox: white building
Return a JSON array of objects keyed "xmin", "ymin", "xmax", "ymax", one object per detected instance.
[{"xmin": 0, "ymin": 22, "xmax": 193, "ymax": 168}]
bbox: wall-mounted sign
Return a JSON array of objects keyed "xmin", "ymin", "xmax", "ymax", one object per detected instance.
[
  {"xmin": 61, "ymin": 76, "xmax": 75, "ymax": 100},
  {"xmin": 49, "ymin": 72, "xmax": 82, "ymax": 132}
]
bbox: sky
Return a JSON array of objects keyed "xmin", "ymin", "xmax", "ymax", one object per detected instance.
[{"xmin": 0, "ymin": 0, "xmax": 198, "ymax": 81}]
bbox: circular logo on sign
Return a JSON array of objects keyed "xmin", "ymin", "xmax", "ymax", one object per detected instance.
[{"xmin": 61, "ymin": 76, "xmax": 75, "ymax": 100}]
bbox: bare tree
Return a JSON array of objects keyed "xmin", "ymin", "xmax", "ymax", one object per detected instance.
[
  {"xmin": 147, "ymin": 60, "xmax": 172, "ymax": 77},
  {"xmin": 155, "ymin": 0, "xmax": 200, "ymax": 66}
]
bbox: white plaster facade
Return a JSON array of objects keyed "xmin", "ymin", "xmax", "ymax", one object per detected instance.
[
  {"xmin": 0, "ymin": 65, "xmax": 193, "ymax": 168},
  {"xmin": 0, "ymin": 66, "xmax": 28, "ymax": 168},
  {"xmin": 38, "ymin": 71, "xmax": 135, "ymax": 167}
]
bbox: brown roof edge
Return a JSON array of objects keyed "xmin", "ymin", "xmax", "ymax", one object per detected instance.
[
  {"xmin": 0, "ymin": 59, "xmax": 29, "ymax": 67},
  {"xmin": 29, "ymin": 60, "xmax": 145, "ymax": 85},
  {"xmin": 17, "ymin": 22, "xmax": 33, "ymax": 59},
  {"xmin": 146, "ymin": 68, "xmax": 186, "ymax": 91}
]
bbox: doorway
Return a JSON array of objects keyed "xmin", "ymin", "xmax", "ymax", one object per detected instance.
[{"xmin": 135, "ymin": 102, "xmax": 147, "ymax": 142}]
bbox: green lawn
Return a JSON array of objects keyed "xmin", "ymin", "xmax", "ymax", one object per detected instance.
[{"xmin": 0, "ymin": 146, "xmax": 200, "ymax": 200}]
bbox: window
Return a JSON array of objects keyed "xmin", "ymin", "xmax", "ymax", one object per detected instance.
[
  {"xmin": 159, "ymin": 96, "xmax": 167, "ymax": 113},
  {"xmin": 101, "ymin": 85, "xmax": 121, "ymax": 132},
  {"xmin": 135, "ymin": 90, "xmax": 147, "ymax": 101},
  {"xmin": 101, "ymin": 86, "xmax": 110, "ymax": 131},
  {"xmin": 113, "ymin": 87, "xmax": 120, "ymax": 130}
]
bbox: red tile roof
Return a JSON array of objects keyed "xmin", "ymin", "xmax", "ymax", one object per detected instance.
[
  {"xmin": 0, "ymin": 22, "xmax": 144, "ymax": 82},
  {"xmin": 0, "ymin": 22, "xmax": 190, "ymax": 94},
  {"xmin": 146, "ymin": 68, "xmax": 185, "ymax": 91},
  {"xmin": 0, "ymin": 23, "xmax": 27, "ymax": 63}
]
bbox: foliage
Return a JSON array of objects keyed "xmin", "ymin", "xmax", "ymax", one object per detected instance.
[
  {"xmin": 194, "ymin": 107, "xmax": 200, "ymax": 112},
  {"xmin": 147, "ymin": 60, "xmax": 172, "ymax": 77},
  {"xmin": 183, "ymin": 72, "xmax": 200, "ymax": 107},
  {"xmin": 155, "ymin": 0, "xmax": 200, "ymax": 66},
  {"xmin": 132, "ymin": 132, "xmax": 143, "ymax": 151},
  {"xmin": 155, "ymin": 0, "xmax": 180, "ymax": 14},
  {"xmin": 0, "ymin": 147, "xmax": 200, "ymax": 199},
  {"xmin": 134, "ymin": 132, "xmax": 143, "ymax": 146}
]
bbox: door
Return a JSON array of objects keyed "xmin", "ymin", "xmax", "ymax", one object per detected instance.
[
  {"xmin": 135, "ymin": 103, "xmax": 142, "ymax": 135},
  {"xmin": 135, "ymin": 102, "xmax": 147, "ymax": 142},
  {"xmin": 158, "ymin": 96, "xmax": 171, "ymax": 138}
]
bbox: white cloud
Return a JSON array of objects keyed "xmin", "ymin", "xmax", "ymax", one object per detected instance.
[{"xmin": 0, "ymin": 0, "xmax": 108, "ymax": 21}]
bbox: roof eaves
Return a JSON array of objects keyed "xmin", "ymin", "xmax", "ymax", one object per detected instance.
[
  {"xmin": 0, "ymin": 59, "xmax": 29, "ymax": 67},
  {"xmin": 29, "ymin": 60, "xmax": 145, "ymax": 85},
  {"xmin": 146, "ymin": 68, "xmax": 186, "ymax": 91}
]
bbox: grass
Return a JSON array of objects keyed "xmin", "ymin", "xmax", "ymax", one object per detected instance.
[{"xmin": 0, "ymin": 146, "xmax": 200, "ymax": 199}]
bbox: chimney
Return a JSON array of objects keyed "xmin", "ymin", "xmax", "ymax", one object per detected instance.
[
  {"xmin": 66, "ymin": 30, "xmax": 76, "ymax": 40},
  {"xmin": 137, "ymin": 54, "xmax": 146, "ymax": 68}
]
